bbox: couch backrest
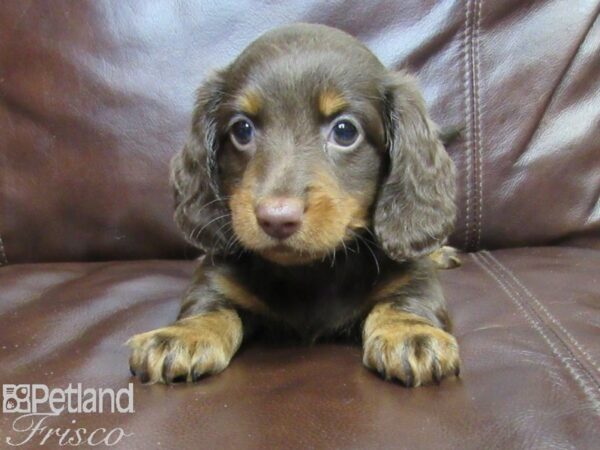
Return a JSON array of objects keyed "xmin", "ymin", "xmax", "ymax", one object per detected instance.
[{"xmin": 1, "ymin": 0, "xmax": 598, "ymax": 264}]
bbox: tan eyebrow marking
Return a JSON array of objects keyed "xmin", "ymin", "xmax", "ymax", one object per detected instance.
[
  {"xmin": 238, "ymin": 90, "xmax": 263, "ymax": 116},
  {"xmin": 318, "ymin": 89, "xmax": 348, "ymax": 117}
]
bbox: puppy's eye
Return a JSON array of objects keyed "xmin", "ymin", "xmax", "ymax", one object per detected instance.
[
  {"xmin": 229, "ymin": 118, "xmax": 255, "ymax": 150},
  {"xmin": 332, "ymin": 120, "xmax": 358, "ymax": 146},
  {"xmin": 328, "ymin": 117, "xmax": 362, "ymax": 150}
]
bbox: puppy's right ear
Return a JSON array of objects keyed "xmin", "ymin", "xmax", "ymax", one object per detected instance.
[{"xmin": 171, "ymin": 71, "xmax": 230, "ymax": 254}]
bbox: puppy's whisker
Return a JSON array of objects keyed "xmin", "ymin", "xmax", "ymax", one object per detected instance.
[
  {"xmin": 361, "ymin": 237, "xmax": 380, "ymax": 276},
  {"xmin": 192, "ymin": 214, "xmax": 231, "ymax": 243},
  {"xmin": 190, "ymin": 197, "xmax": 231, "ymax": 223},
  {"xmin": 199, "ymin": 196, "xmax": 230, "ymax": 209},
  {"xmin": 214, "ymin": 222, "xmax": 235, "ymax": 251},
  {"xmin": 345, "ymin": 241, "xmax": 357, "ymax": 254},
  {"xmin": 215, "ymin": 222, "xmax": 230, "ymax": 244},
  {"xmin": 360, "ymin": 227, "xmax": 380, "ymax": 246},
  {"xmin": 214, "ymin": 221, "xmax": 232, "ymax": 237},
  {"xmin": 358, "ymin": 234, "xmax": 380, "ymax": 250},
  {"xmin": 349, "ymin": 230, "xmax": 380, "ymax": 276},
  {"xmin": 223, "ymin": 230, "xmax": 241, "ymax": 255},
  {"xmin": 341, "ymin": 240, "xmax": 349, "ymax": 258}
]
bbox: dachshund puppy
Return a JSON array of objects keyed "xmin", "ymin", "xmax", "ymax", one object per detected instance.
[{"xmin": 128, "ymin": 23, "xmax": 460, "ymax": 387}]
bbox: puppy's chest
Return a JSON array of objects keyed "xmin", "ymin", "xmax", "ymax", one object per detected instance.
[
  {"xmin": 232, "ymin": 258, "xmax": 390, "ymax": 339},
  {"xmin": 271, "ymin": 276, "xmax": 367, "ymax": 312}
]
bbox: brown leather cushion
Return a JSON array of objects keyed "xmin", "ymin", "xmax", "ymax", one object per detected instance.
[
  {"xmin": 1, "ymin": 1, "xmax": 599, "ymax": 264},
  {"xmin": 1, "ymin": 247, "xmax": 598, "ymax": 448}
]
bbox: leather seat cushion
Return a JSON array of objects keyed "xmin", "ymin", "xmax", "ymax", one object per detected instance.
[{"xmin": 1, "ymin": 246, "xmax": 598, "ymax": 448}]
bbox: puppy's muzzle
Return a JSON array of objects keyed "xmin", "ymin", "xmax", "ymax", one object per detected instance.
[{"xmin": 256, "ymin": 197, "xmax": 304, "ymax": 240}]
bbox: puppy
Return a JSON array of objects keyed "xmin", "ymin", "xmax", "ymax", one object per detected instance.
[{"xmin": 128, "ymin": 23, "xmax": 460, "ymax": 387}]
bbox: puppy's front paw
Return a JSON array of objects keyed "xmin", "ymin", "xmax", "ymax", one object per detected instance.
[
  {"xmin": 363, "ymin": 314, "xmax": 460, "ymax": 387},
  {"xmin": 127, "ymin": 310, "xmax": 242, "ymax": 384}
]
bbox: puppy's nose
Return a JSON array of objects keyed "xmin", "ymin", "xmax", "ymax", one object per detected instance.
[{"xmin": 256, "ymin": 197, "xmax": 304, "ymax": 240}]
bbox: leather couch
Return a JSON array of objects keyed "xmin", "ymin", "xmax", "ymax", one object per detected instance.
[{"xmin": 1, "ymin": 1, "xmax": 598, "ymax": 448}]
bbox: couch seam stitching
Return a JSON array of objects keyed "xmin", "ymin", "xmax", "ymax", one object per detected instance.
[
  {"xmin": 0, "ymin": 232, "xmax": 7, "ymax": 266},
  {"xmin": 479, "ymin": 252, "xmax": 600, "ymax": 391},
  {"xmin": 473, "ymin": 0, "xmax": 483, "ymax": 250},
  {"xmin": 0, "ymin": 126, "xmax": 6, "ymax": 265},
  {"xmin": 472, "ymin": 253, "xmax": 600, "ymax": 415},
  {"xmin": 479, "ymin": 252, "xmax": 600, "ymax": 394},
  {"xmin": 485, "ymin": 251, "xmax": 600, "ymax": 374},
  {"xmin": 462, "ymin": 0, "xmax": 474, "ymax": 250}
]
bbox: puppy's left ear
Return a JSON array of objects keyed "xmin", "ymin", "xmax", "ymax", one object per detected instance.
[{"xmin": 374, "ymin": 72, "xmax": 457, "ymax": 261}]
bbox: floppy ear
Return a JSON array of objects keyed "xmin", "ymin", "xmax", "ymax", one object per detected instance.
[
  {"xmin": 374, "ymin": 72, "xmax": 457, "ymax": 261},
  {"xmin": 171, "ymin": 70, "xmax": 231, "ymax": 254}
]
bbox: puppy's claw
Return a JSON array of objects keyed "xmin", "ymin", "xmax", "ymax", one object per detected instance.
[
  {"xmin": 171, "ymin": 375, "xmax": 188, "ymax": 384},
  {"xmin": 191, "ymin": 370, "xmax": 206, "ymax": 383},
  {"xmin": 431, "ymin": 358, "xmax": 443, "ymax": 385},
  {"xmin": 139, "ymin": 371, "xmax": 150, "ymax": 384},
  {"xmin": 400, "ymin": 356, "xmax": 415, "ymax": 387}
]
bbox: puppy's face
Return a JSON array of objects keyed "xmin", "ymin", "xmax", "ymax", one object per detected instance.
[
  {"xmin": 172, "ymin": 24, "xmax": 456, "ymax": 264},
  {"xmin": 218, "ymin": 40, "xmax": 387, "ymax": 264}
]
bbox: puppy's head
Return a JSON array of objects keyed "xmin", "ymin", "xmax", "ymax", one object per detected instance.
[{"xmin": 172, "ymin": 24, "xmax": 456, "ymax": 265}]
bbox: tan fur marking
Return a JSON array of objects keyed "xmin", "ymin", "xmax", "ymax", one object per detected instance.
[
  {"xmin": 259, "ymin": 248, "xmax": 317, "ymax": 266},
  {"xmin": 297, "ymin": 169, "xmax": 367, "ymax": 251},
  {"xmin": 318, "ymin": 89, "xmax": 348, "ymax": 117},
  {"xmin": 127, "ymin": 310, "xmax": 242, "ymax": 384},
  {"xmin": 229, "ymin": 164, "xmax": 369, "ymax": 264},
  {"xmin": 363, "ymin": 303, "xmax": 460, "ymax": 387},
  {"xmin": 370, "ymin": 274, "xmax": 412, "ymax": 302},
  {"xmin": 429, "ymin": 246, "xmax": 462, "ymax": 269},
  {"xmin": 210, "ymin": 272, "xmax": 268, "ymax": 314},
  {"xmin": 238, "ymin": 90, "xmax": 263, "ymax": 116},
  {"xmin": 229, "ymin": 167, "xmax": 262, "ymax": 250}
]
